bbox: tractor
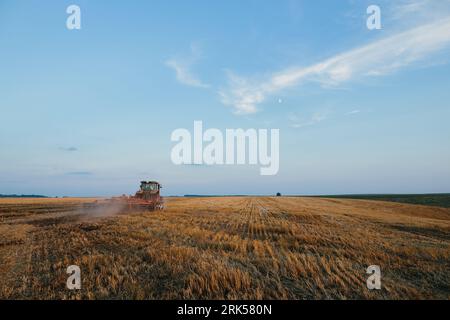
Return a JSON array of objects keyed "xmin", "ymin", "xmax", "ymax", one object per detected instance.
[
  {"xmin": 123, "ymin": 181, "xmax": 164, "ymax": 211},
  {"xmin": 85, "ymin": 181, "xmax": 164, "ymax": 213}
]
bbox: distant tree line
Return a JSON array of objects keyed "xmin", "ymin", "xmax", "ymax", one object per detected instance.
[{"xmin": 0, "ymin": 194, "xmax": 48, "ymax": 198}]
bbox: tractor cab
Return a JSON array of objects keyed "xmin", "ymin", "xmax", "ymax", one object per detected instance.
[{"xmin": 140, "ymin": 181, "xmax": 161, "ymax": 193}]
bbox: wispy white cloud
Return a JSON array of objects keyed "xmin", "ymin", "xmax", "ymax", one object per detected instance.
[
  {"xmin": 388, "ymin": 0, "xmax": 450, "ymax": 22},
  {"xmin": 166, "ymin": 44, "xmax": 210, "ymax": 88},
  {"xmin": 392, "ymin": 0, "xmax": 430, "ymax": 16},
  {"xmin": 220, "ymin": 17, "xmax": 450, "ymax": 114},
  {"xmin": 347, "ymin": 110, "xmax": 360, "ymax": 115},
  {"xmin": 289, "ymin": 110, "xmax": 329, "ymax": 128}
]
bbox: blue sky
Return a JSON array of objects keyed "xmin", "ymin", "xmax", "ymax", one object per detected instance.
[{"xmin": 1, "ymin": 0, "xmax": 450, "ymax": 196}]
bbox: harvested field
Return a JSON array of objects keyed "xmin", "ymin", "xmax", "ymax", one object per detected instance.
[{"xmin": 0, "ymin": 197, "xmax": 449, "ymax": 299}]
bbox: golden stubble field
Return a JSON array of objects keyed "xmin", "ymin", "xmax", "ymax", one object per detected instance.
[{"xmin": 0, "ymin": 196, "xmax": 449, "ymax": 299}]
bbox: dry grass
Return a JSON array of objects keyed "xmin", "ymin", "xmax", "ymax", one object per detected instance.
[{"xmin": 0, "ymin": 196, "xmax": 449, "ymax": 300}]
